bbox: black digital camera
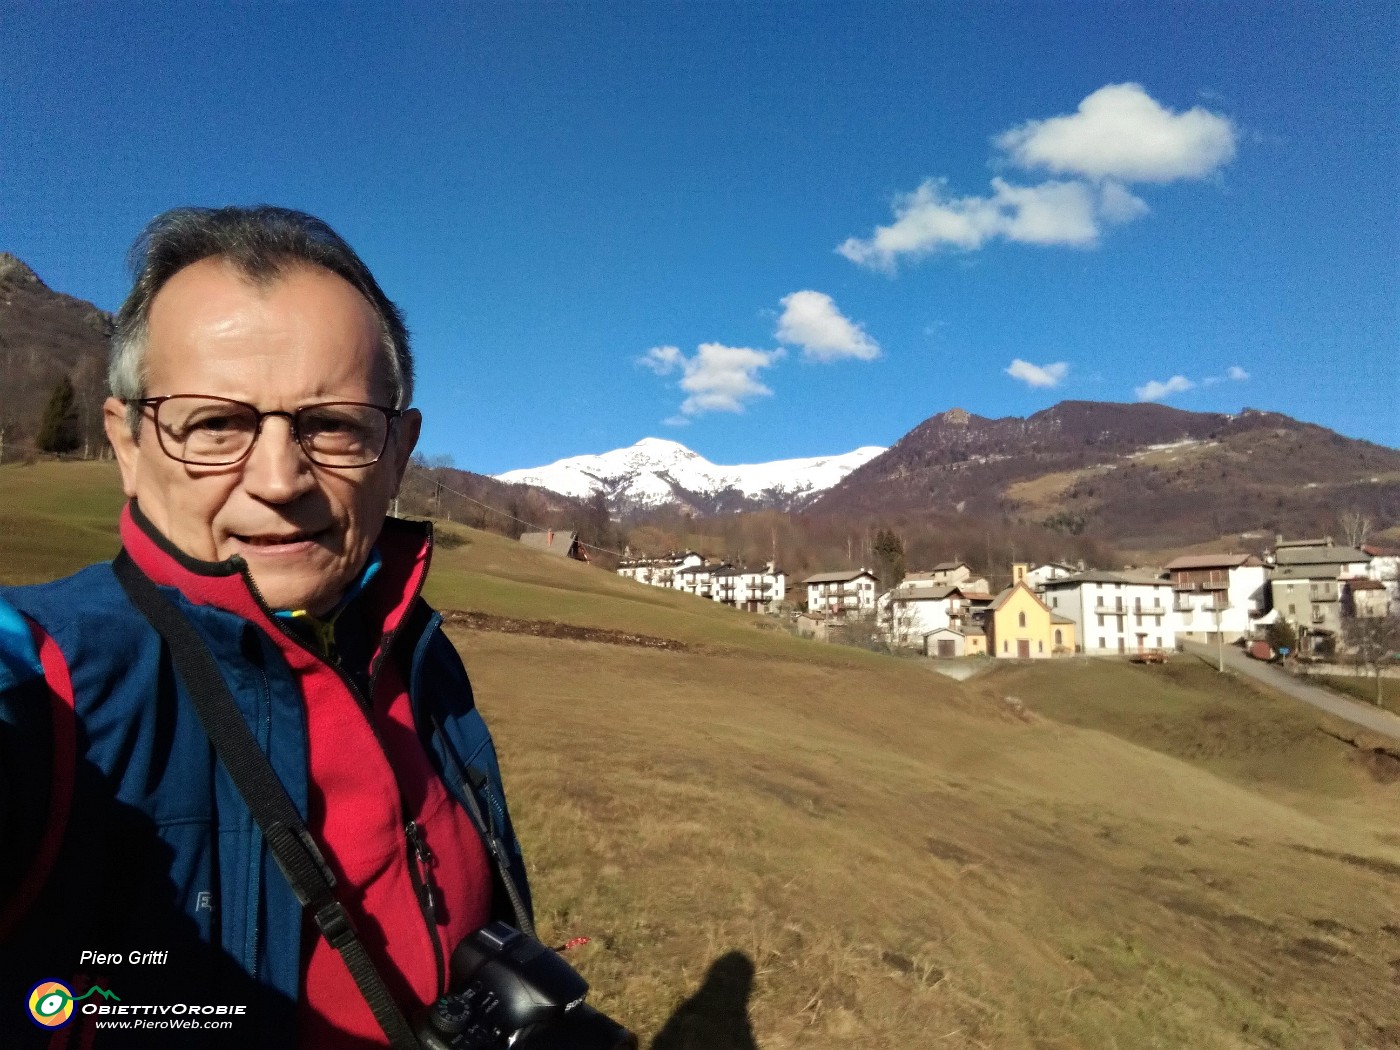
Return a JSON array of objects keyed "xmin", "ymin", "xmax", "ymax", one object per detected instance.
[{"xmin": 415, "ymin": 922, "xmax": 637, "ymax": 1050}]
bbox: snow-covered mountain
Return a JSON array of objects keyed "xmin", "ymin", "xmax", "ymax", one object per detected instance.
[{"xmin": 494, "ymin": 438, "xmax": 887, "ymax": 514}]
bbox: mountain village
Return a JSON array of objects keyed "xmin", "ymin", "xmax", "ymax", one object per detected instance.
[{"xmin": 601, "ymin": 537, "xmax": 1400, "ymax": 665}]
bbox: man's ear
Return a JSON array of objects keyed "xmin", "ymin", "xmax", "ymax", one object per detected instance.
[
  {"xmin": 390, "ymin": 408, "xmax": 422, "ymax": 491},
  {"xmin": 104, "ymin": 397, "xmax": 140, "ymax": 499}
]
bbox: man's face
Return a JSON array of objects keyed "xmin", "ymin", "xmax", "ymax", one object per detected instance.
[{"xmin": 105, "ymin": 257, "xmax": 420, "ymax": 615}]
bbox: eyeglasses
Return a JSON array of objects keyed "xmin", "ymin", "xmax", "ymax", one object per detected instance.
[{"xmin": 126, "ymin": 395, "xmax": 403, "ymax": 468}]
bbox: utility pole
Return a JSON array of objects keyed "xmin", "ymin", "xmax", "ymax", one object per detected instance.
[{"xmin": 1216, "ymin": 603, "xmax": 1225, "ymax": 672}]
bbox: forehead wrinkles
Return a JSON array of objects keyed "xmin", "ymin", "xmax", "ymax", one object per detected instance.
[{"xmin": 144, "ymin": 260, "xmax": 391, "ymax": 399}]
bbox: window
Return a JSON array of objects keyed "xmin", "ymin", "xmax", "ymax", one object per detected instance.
[
  {"xmin": 1097, "ymin": 614, "xmax": 1104, "ymax": 627},
  {"xmin": 1052, "ymin": 596, "xmax": 1058, "ymax": 608},
  {"xmin": 1003, "ymin": 640, "xmax": 1009, "ymax": 653},
  {"xmin": 1018, "ymin": 611, "xmax": 1026, "ymax": 628},
  {"xmin": 1288, "ymin": 604, "xmax": 1295, "ymax": 615},
  {"xmin": 1055, "ymin": 629, "xmax": 1063, "ymax": 646},
  {"xmin": 1099, "ymin": 638, "xmax": 1107, "ymax": 649},
  {"xmin": 1038, "ymin": 640, "xmax": 1044, "ymax": 653}
]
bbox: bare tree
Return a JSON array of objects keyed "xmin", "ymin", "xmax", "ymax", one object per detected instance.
[
  {"xmin": 879, "ymin": 593, "xmax": 921, "ymax": 651},
  {"xmin": 1342, "ymin": 610, "xmax": 1400, "ymax": 709},
  {"xmin": 1339, "ymin": 508, "xmax": 1373, "ymax": 550}
]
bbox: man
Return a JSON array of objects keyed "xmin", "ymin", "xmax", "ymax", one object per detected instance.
[{"xmin": 0, "ymin": 207, "xmax": 531, "ymax": 1047}]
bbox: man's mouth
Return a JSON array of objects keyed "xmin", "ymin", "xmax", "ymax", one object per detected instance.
[{"xmin": 231, "ymin": 529, "xmax": 327, "ymax": 548}]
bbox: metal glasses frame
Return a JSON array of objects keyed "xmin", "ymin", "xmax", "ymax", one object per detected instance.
[{"xmin": 125, "ymin": 394, "xmax": 404, "ymax": 468}]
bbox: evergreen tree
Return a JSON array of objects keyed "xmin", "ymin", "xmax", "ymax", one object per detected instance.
[
  {"xmin": 36, "ymin": 374, "xmax": 80, "ymax": 454},
  {"xmin": 872, "ymin": 527, "xmax": 906, "ymax": 591}
]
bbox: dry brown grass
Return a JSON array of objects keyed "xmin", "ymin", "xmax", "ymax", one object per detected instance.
[
  {"xmin": 460, "ymin": 632, "xmax": 1400, "ymax": 1049},
  {"xmin": 7, "ymin": 464, "xmax": 1400, "ymax": 1047}
]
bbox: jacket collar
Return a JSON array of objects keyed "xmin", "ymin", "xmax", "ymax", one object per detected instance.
[{"xmin": 119, "ymin": 501, "xmax": 434, "ymax": 648}]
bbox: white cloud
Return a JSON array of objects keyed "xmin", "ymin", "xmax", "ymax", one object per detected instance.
[
  {"xmin": 775, "ymin": 291, "xmax": 880, "ymax": 362},
  {"xmin": 996, "ymin": 83, "xmax": 1237, "ymax": 183},
  {"xmin": 1202, "ymin": 364, "xmax": 1251, "ymax": 387},
  {"xmin": 1099, "ymin": 181, "xmax": 1150, "ymax": 223},
  {"xmin": 838, "ymin": 84, "xmax": 1235, "ymax": 271},
  {"xmin": 640, "ymin": 345, "xmax": 684, "ymax": 375},
  {"xmin": 838, "ymin": 177, "xmax": 1106, "ymax": 271},
  {"xmin": 1005, "ymin": 359, "xmax": 1069, "ymax": 389},
  {"xmin": 1135, "ymin": 375, "xmax": 1196, "ymax": 402},
  {"xmin": 640, "ymin": 342, "xmax": 784, "ymax": 417}
]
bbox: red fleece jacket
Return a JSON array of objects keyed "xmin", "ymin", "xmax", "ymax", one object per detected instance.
[{"xmin": 118, "ymin": 509, "xmax": 493, "ymax": 1047}]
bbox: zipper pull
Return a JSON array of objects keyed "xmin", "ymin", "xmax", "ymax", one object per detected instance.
[{"xmin": 406, "ymin": 820, "xmax": 442, "ymax": 923}]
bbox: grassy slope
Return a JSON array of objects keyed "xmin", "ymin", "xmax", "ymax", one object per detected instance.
[
  {"xmin": 0, "ymin": 461, "xmax": 126, "ymax": 583},
  {"xmin": 5, "ymin": 463, "xmax": 1400, "ymax": 1048}
]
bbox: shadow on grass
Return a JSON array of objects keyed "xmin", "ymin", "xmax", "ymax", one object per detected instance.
[{"xmin": 651, "ymin": 951, "xmax": 759, "ymax": 1050}]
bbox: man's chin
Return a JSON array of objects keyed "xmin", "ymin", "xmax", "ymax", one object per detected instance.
[{"xmin": 243, "ymin": 564, "xmax": 347, "ymax": 615}]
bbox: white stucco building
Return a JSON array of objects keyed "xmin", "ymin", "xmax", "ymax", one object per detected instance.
[
  {"xmin": 803, "ymin": 570, "xmax": 879, "ymax": 617},
  {"xmin": 1041, "ymin": 571, "xmax": 1175, "ymax": 655},
  {"xmin": 616, "ymin": 550, "xmax": 704, "ymax": 589},
  {"xmin": 712, "ymin": 563, "xmax": 787, "ymax": 613},
  {"xmin": 1163, "ymin": 554, "xmax": 1268, "ymax": 643}
]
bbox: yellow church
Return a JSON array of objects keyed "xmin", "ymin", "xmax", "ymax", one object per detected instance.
[{"xmin": 986, "ymin": 579, "xmax": 1076, "ymax": 658}]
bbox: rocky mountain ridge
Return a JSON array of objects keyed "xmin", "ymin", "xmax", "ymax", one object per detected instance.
[
  {"xmin": 0, "ymin": 254, "xmax": 114, "ymax": 457},
  {"xmin": 813, "ymin": 402, "xmax": 1400, "ymax": 550}
]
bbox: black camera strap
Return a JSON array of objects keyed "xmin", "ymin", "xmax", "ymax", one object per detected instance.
[{"xmin": 113, "ymin": 551, "xmax": 420, "ymax": 1050}]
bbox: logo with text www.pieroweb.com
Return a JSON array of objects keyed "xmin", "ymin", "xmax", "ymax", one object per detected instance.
[{"xmin": 27, "ymin": 980, "xmax": 119, "ymax": 1028}]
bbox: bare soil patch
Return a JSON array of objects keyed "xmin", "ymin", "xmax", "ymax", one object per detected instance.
[{"xmin": 441, "ymin": 608, "xmax": 692, "ymax": 651}]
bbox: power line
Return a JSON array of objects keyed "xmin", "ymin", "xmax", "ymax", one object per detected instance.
[{"xmin": 402, "ymin": 466, "xmax": 626, "ymax": 559}]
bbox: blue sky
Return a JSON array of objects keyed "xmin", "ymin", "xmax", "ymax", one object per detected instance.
[{"xmin": 3, "ymin": 2, "xmax": 1396, "ymax": 472}]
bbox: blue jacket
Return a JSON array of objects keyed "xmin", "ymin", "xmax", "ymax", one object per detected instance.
[{"xmin": 0, "ymin": 507, "xmax": 530, "ymax": 1047}]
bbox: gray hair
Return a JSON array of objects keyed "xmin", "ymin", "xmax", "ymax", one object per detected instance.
[{"xmin": 111, "ymin": 206, "xmax": 413, "ymax": 433}]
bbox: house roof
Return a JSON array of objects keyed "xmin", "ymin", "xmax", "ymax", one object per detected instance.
[
  {"xmin": 924, "ymin": 625, "xmax": 985, "ymax": 638},
  {"xmin": 803, "ymin": 570, "xmax": 876, "ymax": 584},
  {"xmin": 989, "ymin": 580, "xmax": 1059, "ymax": 618},
  {"xmin": 1271, "ymin": 565, "xmax": 1339, "ymax": 581},
  {"xmin": 889, "ymin": 582, "xmax": 962, "ymax": 601},
  {"xmin": 1362, "ymin": 544, "xmax": 1400, "ymax": 558},
  {"xmin": 1051, "ymin": 614, "xmax": 1075, "ymax": 624},
  {"xmin": 1344, "ymin": 577, "xmax": 1386, "ymax": 591},
  {"xmin": 930, "ymin": 561, "xmax": 969, "ymax": 573},
  {"xmin": 1043, "ymin": 570, "xmax": 1128, "ymax": 587},
  {"xmin": 519, "ymin": 530, "xmax": 578, "ymax": 555},
  {"xmin": 960, "ymin": 591, "xmax": 996, "ymax": 603},
  {"xmin": 1043, "ymin": 569, "xmax": 1168, "ymax": 587},
  {"xmin": 1164, "ymin": 553, "xmax": 1261, "ymax": 571},
  {"xmin": 1274, "ymin": 545, "xmax": 1369, "ymax": 567},
  {"xmin": 677, "ymin": 565, "xmax": 717, "ymax": 577}
]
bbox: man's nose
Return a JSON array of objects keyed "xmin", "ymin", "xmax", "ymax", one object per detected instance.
[{"xmin": 240, "ymin": 416, "xmax": 316, "ymax": 502}]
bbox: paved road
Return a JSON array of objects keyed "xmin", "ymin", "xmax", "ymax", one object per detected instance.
[{"xmin": 1181, "ymin": 640, "xmax": 1400, "ymax": 743}]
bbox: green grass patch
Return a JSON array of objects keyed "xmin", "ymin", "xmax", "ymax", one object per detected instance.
[{"xmin": 0, "ymin": 461, "xmax": 126, "ymax": 584}]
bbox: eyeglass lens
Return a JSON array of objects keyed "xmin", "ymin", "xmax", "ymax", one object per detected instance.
[{"xmin": 153, "ymin": 396, "xmax": 389, "ymax": 466}]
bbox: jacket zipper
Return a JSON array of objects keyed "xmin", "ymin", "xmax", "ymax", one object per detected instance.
[{"xmin": 236, "ymin": 555, "xmax": 449, "ymax": 997}]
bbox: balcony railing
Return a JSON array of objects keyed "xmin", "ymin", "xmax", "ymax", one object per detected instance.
[{"xmin": 1174, "ymin": 596, "xmax": 1226, "ymax": 613}]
